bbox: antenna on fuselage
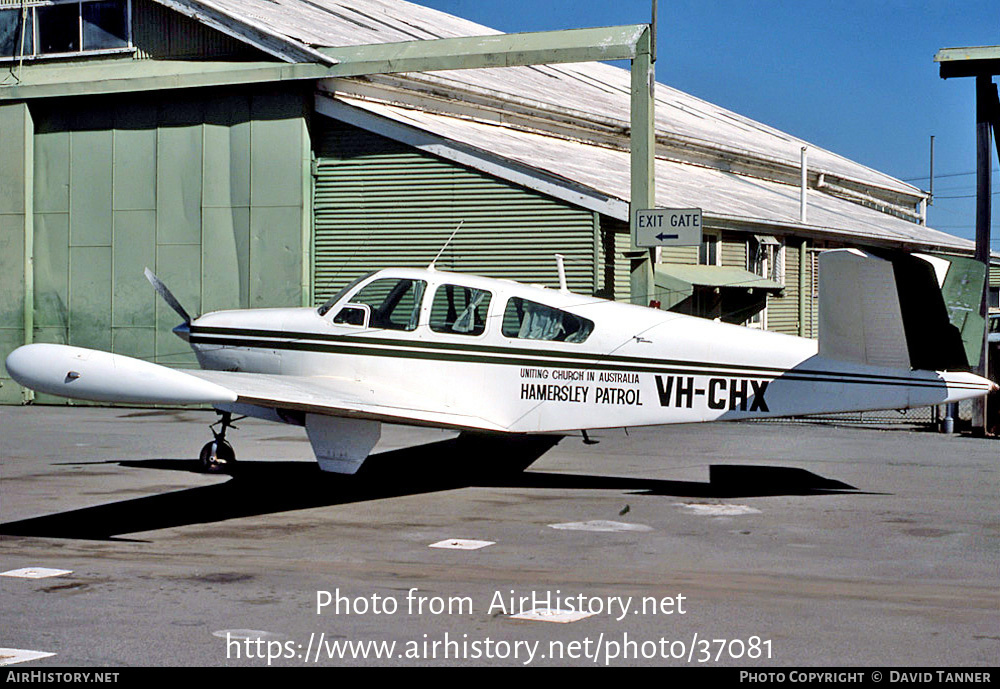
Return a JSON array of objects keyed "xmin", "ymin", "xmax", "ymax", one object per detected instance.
[
  {"xmin": 428, "ymin": 221, "xmax": 464, "ymax": 271},
  {"xmin": 555, "ymin": 254, "xmax": 569, "ymax": 293}
]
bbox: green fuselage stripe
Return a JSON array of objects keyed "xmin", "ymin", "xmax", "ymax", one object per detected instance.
[{"xmin": 188, "ymin": 327, "xmax": 979, "ymax": 392}]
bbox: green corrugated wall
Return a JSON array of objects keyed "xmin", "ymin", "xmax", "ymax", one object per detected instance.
[
  {"xmin": 659, "ymin": 244, "xmax": 698, "ymax": 264},
  {"xmin": 312, "ymin": 119, "xmax": 598, "ymax": 302},
  {"xmin": 2, "ymin": 86, "xmax": 310, "ymax": 404},
  {"xmin": 0, "ymin": 102, "xmax": 32, "ymax": 403},
  {"xmin": 720, "ymin": 232, "xmax": 745, "ymax": 269}
]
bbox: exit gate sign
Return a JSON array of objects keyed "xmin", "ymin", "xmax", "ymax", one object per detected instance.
[{"xmin": 633, "ymin": 208, "xmax": 703, "ymax": 248}]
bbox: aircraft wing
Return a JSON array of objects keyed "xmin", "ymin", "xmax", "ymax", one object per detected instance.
[
  {"xmin": 5, "ymin": 343, "xmax": 505, "ymax": 433},
  {"xmin": 186, "ymin": 369, "xmax": 507, "ymax": 433}
]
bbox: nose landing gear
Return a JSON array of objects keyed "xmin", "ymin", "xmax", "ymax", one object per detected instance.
[{"xmin": 199, "ymin": 411, "xmax": 243, "ymax": 473}]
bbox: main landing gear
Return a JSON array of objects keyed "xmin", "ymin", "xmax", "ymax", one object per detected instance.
[{"xmin": 199, "ymin": 410, "xmax": 243, "ymax": 473}]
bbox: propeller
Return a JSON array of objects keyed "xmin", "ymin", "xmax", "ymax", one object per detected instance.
[{"xmin": 144, "ymin": 267, "xmax": 193, "ymax": 327}]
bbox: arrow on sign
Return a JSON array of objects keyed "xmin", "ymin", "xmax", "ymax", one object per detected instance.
[{"xmin": 656, "ymin": 233, "xmax": 679, "ymax": 241}]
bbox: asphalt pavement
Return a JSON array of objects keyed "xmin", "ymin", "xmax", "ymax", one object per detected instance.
[{"xmin": 1, "ymin": 406, "xmax": 996, "ymax": 667}]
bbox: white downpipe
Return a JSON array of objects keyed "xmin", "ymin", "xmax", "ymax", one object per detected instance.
[{"xmin": 800, "ymin": 146, "xmax": 808, "ymax": 224}]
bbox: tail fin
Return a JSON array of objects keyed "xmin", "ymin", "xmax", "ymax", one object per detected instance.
[
  {"xmin": 818, "ymin": 249, "xmax": 984, "ymax": 371},
  {"xmin": 818, "ymin": 249, "xmax": 911, "ymax": 369}
]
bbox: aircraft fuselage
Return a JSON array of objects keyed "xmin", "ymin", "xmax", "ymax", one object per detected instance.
[{"xmin": 186, "ymin": 268, "xmax": 989, "ymax": 434}]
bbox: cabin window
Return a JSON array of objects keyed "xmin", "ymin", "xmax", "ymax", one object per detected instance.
[
  {"xmin": 0, "ymin": 0, "xmax": 131, "ymax": 61},
  {"xmin": 501, "ymin": 297, "xmax": 594, "ymax": 343},
  {"xmin": 332, "ymin": 304, "xmax": 369, "ymax": 327},
  {"xmin": 429, "ymin": 285, "xmax": 491, "ymax": 336},
  {"xmin": 347, "ymin": 278, "xmax": 426, "ymax": 331}
]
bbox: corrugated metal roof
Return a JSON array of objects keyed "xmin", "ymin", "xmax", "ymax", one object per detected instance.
[
  {"xmin": 327, "ymin": 94, "xmax": 976, "ymax": 254},
  {"xmin": 160, "ymin": 0, "xmax": 978, "ymax": 253},
  {"xmin": 166, "ymin": 1, "xmax": 921, "ymax": 196}
]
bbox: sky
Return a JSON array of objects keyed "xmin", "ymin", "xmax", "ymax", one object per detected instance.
[{"xmin": 414, "ymin": 0, "xmax": 999, "ymax": 245}]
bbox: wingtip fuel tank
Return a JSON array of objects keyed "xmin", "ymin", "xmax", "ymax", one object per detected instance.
[{"xmin": 5, "ymin": 343, "xmax": 237, "ymax": 405}]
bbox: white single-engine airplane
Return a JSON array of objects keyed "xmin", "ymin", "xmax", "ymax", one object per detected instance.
[{"xmin": 5, "ymin": 249, "xmax": 995, "ymax": 474}]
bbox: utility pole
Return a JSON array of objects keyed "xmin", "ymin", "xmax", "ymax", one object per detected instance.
[{"xmin": 928, "ymin": 134, "xmax": 934, "ymax": 205}]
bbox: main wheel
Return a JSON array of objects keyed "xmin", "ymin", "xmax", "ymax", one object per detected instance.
[{"xmin": 199, "ymin": 438, "xmax": 236, "ymax": 473}]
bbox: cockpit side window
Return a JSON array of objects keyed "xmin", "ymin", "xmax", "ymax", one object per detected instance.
[
  {"xmin": 347, "ymin": 278, "xmax": 426, "ymax": 331},
  {"xmin": 317, "ymin": 272, "xmax": 375, "ymax": 316},
  {"xmin": 501, "ymin": 297, "xmax": 594, "ymax": 343},
  {"xmin": 429, "ymin": 285, "xmax": 492, "ymax": 336}
]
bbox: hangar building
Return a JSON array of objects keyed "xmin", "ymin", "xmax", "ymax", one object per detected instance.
[{"xmin": 0, "ymin": 0, "xmax": 995, "ymax": 404}]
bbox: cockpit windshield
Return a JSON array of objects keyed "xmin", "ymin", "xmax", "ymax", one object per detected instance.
[{"xmin": 317, "ymin": 272, "xmax": 376, "ymax": 316}]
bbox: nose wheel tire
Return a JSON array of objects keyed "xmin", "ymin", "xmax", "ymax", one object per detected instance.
[
  {"xmin": 199, "ymin": 410, "xmax": 241, "ymax": 473},
  {"xmin": 199, "ymin": 438, "xmax": 236, "ymax": 473}
]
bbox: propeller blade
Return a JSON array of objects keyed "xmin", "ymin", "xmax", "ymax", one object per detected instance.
[{"xmin": 144, "ymin": 267, "xmax": 193, "ymax": 325}]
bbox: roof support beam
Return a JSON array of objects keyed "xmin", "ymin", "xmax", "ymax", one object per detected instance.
[
  {"xmin": 0, "ymin": 61, "xmax": 331, "ymax": 100},
  {"xmin": 629, "ymin": 27, "xmax": 655, "ymax": 307},
  {"xmin": 971, "ymin": 75, "xmax": 997, "ymax": 434},
  {"xmin": 935, "ymin": 46, "xmax": 1000, "ymax": 79},
  {"xmin": 932, "ymin": 46, "xmax": 999, "ymax": 434},
  {"xmin": 319, "ymin": 25, "xmax": 647, "ymax": 76},
  {"xmin": 321, "ymin": 23, "xmax": 656, "ymax": 306}
]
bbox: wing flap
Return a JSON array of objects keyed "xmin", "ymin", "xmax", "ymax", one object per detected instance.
[{"xmin": 186, "ymin": 370, "xmax": 506, "ymax": 432}]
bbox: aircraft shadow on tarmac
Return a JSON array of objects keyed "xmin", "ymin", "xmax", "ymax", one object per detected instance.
[{"xmin": 0, "ymin": 435, "xmax": 866, "ymax": 541}]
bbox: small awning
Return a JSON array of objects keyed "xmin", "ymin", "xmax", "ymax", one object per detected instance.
[
  {"xmin": 654, "ymin": 264, "xmax": 784, "ymax": 312},
  {"xmin": 654, "ymin": 264, "xmax": 785, "ymax": 291},
  {"xmin": 754, "ymin": 234, "xmax": 782, "ymax": 247}
]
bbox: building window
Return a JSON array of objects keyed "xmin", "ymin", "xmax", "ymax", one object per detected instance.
[
  {"xmin": 748, "ymin": 235, "xmax": 785, "ymax": 286},
  {"xmin": 0, "ymin": 7, "xmax": 32, "ymax": 57},
  {"xmin": 37, "ymin": 3, "xmax": 79, "ymax": 54},
  {"xmin": 699, "ymin": 232, "xmax": 720, "ymax": 266},
  {"xmin": 82, "ymin": 0, "xmax": 128, "ymax": 50},
  {"xmin": 0, "ymin": 0, "xmax": 130, "ymax": 61},
  {"xmin": 744, "ymin": 235, "xmax": 785, "ymax": 329}
]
